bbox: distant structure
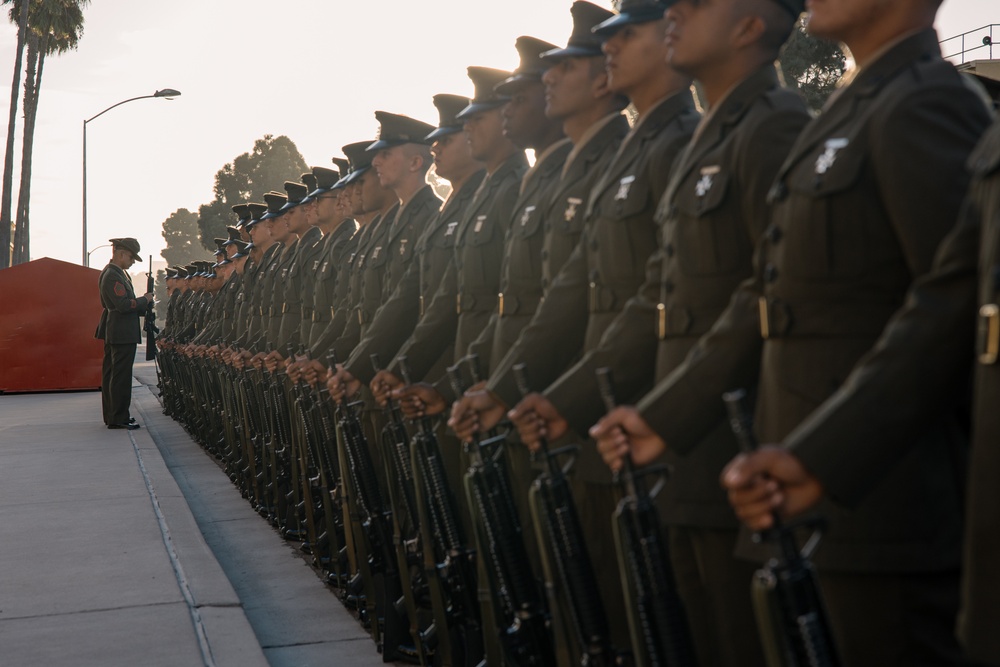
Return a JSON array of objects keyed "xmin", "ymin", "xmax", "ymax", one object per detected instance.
[{"xmin": 942, "ymin": 24, "xmax": 1000, "ymax": 104}]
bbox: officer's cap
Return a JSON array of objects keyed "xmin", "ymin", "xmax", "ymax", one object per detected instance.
[
  {"xmin": 342, "ymin": 140, "xmax": 376, "ymax": 185},
  {"xmin": 456, "ymin": 67, "xmax": 513, "ymax": 120},
  {"xmin": 223, "ymin": 226, "xmax": 241, "ymax": 246},
  {"xmin": 367, "ymin": 111, "xmax": 437, "ymax": 152},
  {"xmin": 110, "ymin": 237, "xmax": 142, "ymax": 262},
  {"xmin": 329, "ymin": 157, "xmax": 351, "ymax": 192},
  {"xmin": 183, "ymin": 263, "xmax": 198, "ymax": 279},
  {"xmin": 175, "ymin": 266, "xmax": 188, "ymax": 279},
  {"xmin": 260, "ymin": 191, "xmax": 288, "ymax": 221},
  {"xmin": 231, "ymin": 203, "xmax": 251, "ymax": 228},
  {"xmin": 495, "ymin": 37, "xmax": 559, "ymax": 96},
  {"xmin": 279, "ymin": 181, "xmax": 309, "ymax": 212},
  {"xmin": 543, "ymin": 2, "xmax": 615, "ymax": 61},
  {"xmin": 593, "ymin": 0, "xmax": 670, "ymax": 37},
  {"xmin": 426, "ymin": 94, "xmax": 471, "ymax": 142},
  {"xmin": 165, "ymin": 267, "xmax": 177, "ymax": 278},
  {"xmin": 308, "ymin": 166, "xmax": 342, "ymax": 199},
  {"xmin": 231, "ymin": 240, "xmax": 250, "ymax": 259}
]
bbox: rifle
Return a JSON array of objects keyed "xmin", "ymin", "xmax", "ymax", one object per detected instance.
[
  {"xmin": 145, "ymin": 255, "xmax": 159, "ymax": 361},
  {"xmin": 513, "ymin": 364, "xmax": 617, "ymax": 666},
  {"xmin": 722, "ymin": 389, "xmax": 841, "ymax": 667},
  {"xmin": 448, "ymin": 356, "xmax": 552, "ymax": 667},
  {"xmin": 399, "ymin": 356, "xmax": 483, "ymax": 667},
  {"xmin": 596, "ymin": 367, "xmax": 698, "ymax": 667},
  {"xmin": 328, "ymin": 351, "xmax": 411, "ymax": 660}
]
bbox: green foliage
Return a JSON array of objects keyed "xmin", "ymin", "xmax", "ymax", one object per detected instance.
[
  {"xmin": 5, "ymin": 0, "xmax": 89, "ymax": 55},
  {"xmin": 160, "ymin": 207, "xmax": 202, "ymax": 266},
  {"xmin": 196, "ymin": 134, "xmax": 308, "ymax": 250},
  {"xmin": 779, "ymin": 22, "xmax": 846, "ymax": 111}
]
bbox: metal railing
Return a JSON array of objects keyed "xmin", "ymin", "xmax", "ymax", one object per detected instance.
[{"xmin": 941, "ymin": 25, "xmax": 997, "ymax": 64}]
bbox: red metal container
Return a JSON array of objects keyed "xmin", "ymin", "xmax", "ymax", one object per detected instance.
[{"xmin": 0, "ymin": 257, "xmax": 106, "ymax": 392}]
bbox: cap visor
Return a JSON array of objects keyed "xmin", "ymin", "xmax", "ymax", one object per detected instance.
[
  {"xmin": 343, "ymin": 166, "xmax": 371, "ymax": 185},
  {"xmin": 455, "ymin": 100, "xmax": 508, "ymax": 120},
  {"xmin": 540, "ymin": 45, "xmax": 603, "ymax": 61},
  {"xmin": 366, "ymin": 138, "xmax": 407, "ymax": 152},
  {"xmin": 593, "ymin": 9, "xmax": 665, "ymax": 36},
  {"xmin": 425, "ymin": 125, "xmax": 463, "ymax": 142},
  {"xmin": 494, "ymin": 74, "xmax": 543, "ymax": 96}
]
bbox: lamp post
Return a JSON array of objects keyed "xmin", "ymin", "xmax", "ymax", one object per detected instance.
[
  {"xmin": 82, "ymin": 88, "xmax": 181, "ymax": 267},
  {"xmin": 86, "ymin": 242, "xmax": 113, "ymax": 266}
]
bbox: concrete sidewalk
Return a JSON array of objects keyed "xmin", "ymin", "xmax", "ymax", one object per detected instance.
[{"xmin": 0, "ymin": 359, "xmax": 388, "ymax": 667}]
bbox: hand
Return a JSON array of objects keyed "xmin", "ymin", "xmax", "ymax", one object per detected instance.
[
  {"xmin": 370, "ymin": 370, "xmax": 404, "ymax": 407},
  {"xmin": 720, "ymin": 446, "xmax": 825, "ymax": 531},
  {"xmin": 327, "ymin": 365, "xmax": 361, "ymax": 402},
  {"xmin": 303, "ymin": 359, "xmax": 328, "ymax": 386},
  {"xmin": 449, "ymin": 387, "xmax": 507, "ymax": 443},
  {"xmin": 392, "ymin": 383, "xmax": 448, "ymax": 419},
  {"xmin": 264, "ymin": 351, "xmax": 284, "ymax": 373},
  {"xmin": 507, "ymin": 393, "xmax": 567, "ymax": 453},
  {"xmin": 589, "ymin": 406, "xmax": 666, "ymax": 472},
  {"xmin": 144, "ymin": 292, "xmax": 154, "ymax": 302},
  {"xmin": 249, "ymin": 352, "xmax": 267, "ymax": 370}
]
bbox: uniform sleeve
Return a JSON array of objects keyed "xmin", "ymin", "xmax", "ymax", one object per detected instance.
[
  {"xmin": 637, "ymin": 276, "xmax": 764, "ymax": 455},
  {"xmin": 544, "ymin": 248, "xmax": 662, "ymax": 434},
  {"xmin": 389, "ymin": 258, "xmax": 459, "ymax": 381},
  {"xmin": 345, "ymin": 259, "xmax": 422, "ymax": 384},
  {"xmin": 101, "ymin": 273, "xmax": 147, "ymax": 314},
  {"xmin": 872, "ymin": 84, "xmax": 991, "ymax": 276},
  {"xmin": 487, "ymin": 237, "xmax": 590, "ymax": 407}
]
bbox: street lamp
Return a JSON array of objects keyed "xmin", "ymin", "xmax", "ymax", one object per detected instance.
[
  {"xmin": 86, "ymin": 242, "xmax": 113, "ymax": 265},
  {"xmin": 82, "ymin": 88, "xmax": 181, "ymax": 267}
]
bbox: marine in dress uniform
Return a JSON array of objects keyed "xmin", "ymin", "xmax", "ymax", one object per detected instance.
[
  {"xmin": 95, "ymin": 237, "xmax": 152, "ymax": 429},
  {"xmin": 720, "ymin": 115, "xmax": 1000, "ymax": 667},
  {"xmin": 387, "ymin": 65, "xmax": 528, "ymax": 384},
  {"xmin": 593, "ymin": 5, "xmax": 992, "ymax": 663},
  {"xmin": 337, "ymin": 97, "xmax": 484, "ymax": 390}
]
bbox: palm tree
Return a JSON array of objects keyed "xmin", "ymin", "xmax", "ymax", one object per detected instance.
[
  {"xmin": 0, "ymin": 0, "xmax": 29, "ymax": 268},
  {"xmin": 10, "ymin": 0, "xmax": 88, "ymax": 264}
]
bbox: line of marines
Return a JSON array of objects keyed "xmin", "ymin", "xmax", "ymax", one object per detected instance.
[{"xmin": 154, "ymin": 0, "xmax": 1000, "ymax": 665}]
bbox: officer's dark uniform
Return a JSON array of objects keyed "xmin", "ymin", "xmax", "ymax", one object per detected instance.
[
  {"xmin": 309, "ymin": 141, "xmax": 382, "ymax": 359},
  {"xmin": 300, "ymin": 166, "xmax": 348, "ymax": 347},
  {"xmin": 345, "ymin": 98, "xmax": 483, "ymax": 387},
  {"xmin": 389, "ymin": 67, "xmax": 529, "ymax": 382},
  {"xmin": 465, "ymin": 35, "xmax": 573, "ymax": 372},
  {"xmin": 266, "ymin": 184, "xmax": 307, "ymax": 349},
  {"xmin": 95, "ymin": 237, "xmax": 149, "ymax": 428},
  {"xmin": 246, "ymin": 192, "xmax": 288, "ymax": 352},
  {"xmin": 350, "ymin": 112, "xmax": 442, "ymax": 361},
  {"xmin": 482, "ymin": 8, "xmax": 699, "ymax": 648},
  {"xmin": 280, "ymin": 182, "xmax": 325, "ymax": 351},
  {"xmin": 544, "ymin": 56, "xmax": 811, "ymax": 664},
  {"xmin": 635, "ymin": 29, "xmax": 991, "ymax": 664}
]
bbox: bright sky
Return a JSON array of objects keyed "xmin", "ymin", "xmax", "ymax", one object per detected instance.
[{"xmin": 0, "ymin": 0, "xmax": 993, "ymax": 269}]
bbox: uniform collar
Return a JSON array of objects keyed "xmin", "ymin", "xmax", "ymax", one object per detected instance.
[{"xmin": 563, "ymin": 111, "xmax": 626, "ymax": 178}]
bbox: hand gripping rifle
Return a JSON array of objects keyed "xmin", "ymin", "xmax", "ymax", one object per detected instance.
[
  {"xmin": 513, "ymin": 364, "xmax": 617, "ymax": 666},
  {"xmin": 397, "ymin": 357, "xmax": 482, "ymax": 666},
  {"xmin": 722, "ymin": 389, "xmax": 841, "ymax": 667},
  {"xmin": 145, "ymin": 255, "xmax": 159, "ymax": 361},
  {"xmin": 328, "ymin": 351, "xmax": 410, "ymax": 659},
  {"xmin": 448, "ymin": 356, "xmax": 553, "ymax": 667},
  {"xmin": 596, "ymin": 368, "xmax": 698, "ymax": 667},
  {"xmin": 371, "ymin": 353, "xmax": 421, "ymax": 546}
]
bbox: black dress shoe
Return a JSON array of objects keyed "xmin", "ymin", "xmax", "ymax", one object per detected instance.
[
  {"xmin": 108, "ymin": 423, "xmax": 141, "ymax": 430},
  {"xmin": 128, "ymin": 417, "xmax": 137, "ymax": 424}
]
